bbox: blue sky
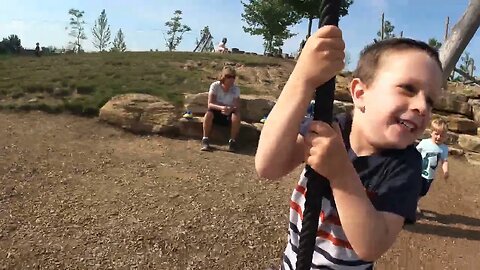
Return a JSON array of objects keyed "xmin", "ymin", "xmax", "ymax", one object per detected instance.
[{"xmin": 0, "ymin": 0, "xmax": 478, "ymax": 73}]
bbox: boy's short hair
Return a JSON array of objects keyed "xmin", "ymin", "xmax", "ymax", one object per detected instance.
[
  {"xmin": 430, "ymin": 117, "xmax": 448, "ymax": 133},
  {"xmin": 353, "ymin": 38, "xmax": 443, "ymax": 86}
]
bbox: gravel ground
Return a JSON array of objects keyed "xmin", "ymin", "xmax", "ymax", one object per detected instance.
[{"xmin": 1, "ymin": 111, "xmax": 479, "ymax": 269}]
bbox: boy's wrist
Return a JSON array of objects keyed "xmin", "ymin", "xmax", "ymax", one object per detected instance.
[
  {"xmin": 287, "ymin": 72, "xmax": 317, "ymax": 95},
  {"xmin": 330, "ymin": 162, "xmax": 358, "ymax": 189}
]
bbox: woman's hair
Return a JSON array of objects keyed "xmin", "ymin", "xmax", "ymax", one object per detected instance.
[
  {"xmin": 222, "ymin": 38, "xmax": 227, "ymax": 44},
  {"xmin": 353, "ymin": 38, "xmax": 443, "ymax": 86},
  {"xmin": 219, "ymin": 66, "xmax": 236, "ymax": 82}
]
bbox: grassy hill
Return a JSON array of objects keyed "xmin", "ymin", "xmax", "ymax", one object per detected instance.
[
  {"xmin": 0, "ymin": 52, "xmax": 295, "ymax": 116},
  {"xmin": 0, "ymin": 51, "xmax": 477, "ymax": 117}
]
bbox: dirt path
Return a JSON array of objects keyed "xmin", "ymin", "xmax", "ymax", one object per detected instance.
[{"xmin": 1, "ymin": 111, "xmax": 479, "ymax": 269}]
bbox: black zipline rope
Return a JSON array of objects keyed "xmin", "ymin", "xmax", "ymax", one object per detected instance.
[{"xmin": 295, "ymin": 1, "xmax": 340, "ymax": 269}]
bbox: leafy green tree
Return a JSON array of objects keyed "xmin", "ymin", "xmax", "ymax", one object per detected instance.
[
  {"xmin": 164, "ymin": 10, "xmax": 191, "ymax": 51},
  {"xmin": 283, "ymin": 0, "xmax": 353, "ymax": 37},
  {"xmin": 428, "ymin": 38, "xmax": 442, "ymax": 50},
  {"xmin": 67, "ymin": 8, "xmax": 87, "ymax": 53},
  {"xmin": 459, "ymin": 51, "xmax": 476, "ymax": 77},
  {"xmin": 241, "ymin": 0, "xmax": 301, "ymax": 54},
  {"xmin": 0, "ymin": 34, "xmax": 23, "ymax": 54},
  {"xmin": 377, "ymin": 20, "xmax": 395, "ymax": 40}
]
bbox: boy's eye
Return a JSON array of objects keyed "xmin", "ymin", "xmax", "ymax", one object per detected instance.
[
  {"xmin": 399, "ymin": 84, "xmax": 434, "ymax": 107},
  {"xmin": 399, "ymin": 84, "xmax": 416, "ymax": 93}
]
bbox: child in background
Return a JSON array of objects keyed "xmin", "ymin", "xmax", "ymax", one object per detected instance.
[{"xmin": 416, "ymin": 118, "xmax": 449, "ymax": 213}]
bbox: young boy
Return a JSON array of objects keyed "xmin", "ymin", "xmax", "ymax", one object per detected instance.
[
  {"xmin": 416, "ymin": 118, "xmax": 449, "ymax": 213},
  {"xmin": 255, "ymin": 26, "xmax": 443, "ymax": 269}
]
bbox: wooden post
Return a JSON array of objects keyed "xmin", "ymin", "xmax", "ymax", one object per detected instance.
[
  {"xmin": 444, "ymin": 16, "xmax": 450, "ymax": 41},
  {"xmin": 307, "ymin": 17, "xmax": 313, "ymax": 38},
  {"xmin": 381, "ymin": 12, "xmax": 385, "ymax": 40},
  {"xmin": 400, "ymin": 31, "xmax": 403, "ymax": 37}
]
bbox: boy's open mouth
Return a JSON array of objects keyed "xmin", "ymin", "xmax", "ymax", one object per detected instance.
[{"xmin": 397, "ymin": 119, "xmax": 417, "ymax": 132}]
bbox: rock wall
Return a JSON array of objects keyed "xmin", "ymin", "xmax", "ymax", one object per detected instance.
[{"xmin": 99, "ymin": 87, "xmax": 480, "ymax": 165}]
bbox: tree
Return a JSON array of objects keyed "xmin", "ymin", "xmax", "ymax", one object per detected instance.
[
  {"xmin": 377, "ymin": 20, "xmax": 395, "ymax": 40},
  {"xmin": 428, "ymin": 38, "xmax": 442, "ymax": 50},
  {"xmin": 283, "ymin": 0, "xmax": 353, "ymax": 38},
  {"xmin": 345, "ymin": 50, "xmax": 351, "ymax": 69},
  {"xmin": 458, "ymin": 51, "xmax": 476, "ymax": 78},
  {"xmin": 0, "ymin": 34, "xmax": 23, "ymax": 54},
  {"xmin": 92, "ymin": 9, "xmax": 111, "ymax": 52},
  {"xmin": 111, "ymin": 29, "xmax": 127, "ymax": 52},
  {"xmin": 439, "ymin": 0, "xmax": 480, "ymax": 85},
  {"xmin": 67, "ymin": 8, "xmax": 87, "ymax": 53},
  {"xmin": 164, "ymin": 10, "xmax": 191, "ymax": 51},
  {"xmin": 241, "ymin": 0, "xmax": 301, "ymax": 54}
]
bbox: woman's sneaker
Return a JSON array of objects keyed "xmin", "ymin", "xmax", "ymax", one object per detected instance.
[
  {"xmin": 228, "ymin": 139, "xmax": 237, "ymax": 152},
  {"xmin": 183, "ymin": 110, "xmax": 193, "ymax": 119},
  {"xmin": 200, "ymin": 138, "xmax": 211, "ymax": 151}
]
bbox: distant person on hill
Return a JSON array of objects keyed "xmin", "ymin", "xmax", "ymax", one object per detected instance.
[
  {"xmin": 416, "ymin": 117, "xmax": 449, "ymax": 214},
  {"xmin": 201, "ymin": 66, "xmax": 241, "ymax": 152},
  {"xmin": 217, "ymin": 38, "xmax": 229, "ymax": 53},
  {"xmin": 35, "ymin": 42, "xmax": 41, "ymax": 57}
]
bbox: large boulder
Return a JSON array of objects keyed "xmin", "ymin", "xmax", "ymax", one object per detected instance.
[
  {"xmin": 465, "ymin": 152, "xmax": 480, "ymax": 166},
  {"xmin": 239, "ymin": 95, "xmax": 276, "ymax": 123},
  {"xmin": 99, "ymin": 93, "xmax": 179, "ymax": 135},
  {"xmin": 334, "ymin": 88, "xmax": 352, "ymax": 103},
  {"xmin": 184, "ymin": 92, "xmax": 276, "ymax": 123},
  {"xmin": 184, "ymin": 92, "xmax": 208, "ymax": 115},
  {"xmin": 468, "ymin": 99, "xmax": 480, "ymax": 125},
  {"xmin": 446, "ymin": 115, "xmax": 478, "ymax": 134},
  {"xmin": 333, "ymin": 100, "xmax": 354, "ymax": 115},
  {"xmin": 177, "ymin": 117, "xmax": 261, "ymax": 144},
  {"xmin": 434, "ymin": 92, "xmax": 472, "ymax": 117},
  {"xmin": 458, "ymin": 134, "xmax": 480, "ymax": 153}
]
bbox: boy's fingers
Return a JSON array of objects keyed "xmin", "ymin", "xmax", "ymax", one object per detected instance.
[
  {"xmin": 312, "ymin": 37, "xmax": 345, "ymax": 51},
  {"xmin": 313, "ymin": 25, "xmax": 343, "ymax": 39},
  {"xmin": 303, "ymin": 131, "xmax": 314, "ymax": 146},
  {"xmin": 309, "ymin": 121, "xmax": 333, "ymax": 136}
]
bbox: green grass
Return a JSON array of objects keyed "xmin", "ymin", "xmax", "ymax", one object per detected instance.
[{"xmin": 0, "ymin": 51, "xmax": 286, "ymax": 116}]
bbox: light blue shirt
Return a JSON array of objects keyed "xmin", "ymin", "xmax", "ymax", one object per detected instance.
[{"xmin": 416, "ymin": 139, "xmax": 448, "ymax": 180}]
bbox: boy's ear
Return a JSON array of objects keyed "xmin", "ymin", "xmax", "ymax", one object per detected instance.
[{"xmin": 349, "ymin": 78, "xmax": 367, "ymax": 110}]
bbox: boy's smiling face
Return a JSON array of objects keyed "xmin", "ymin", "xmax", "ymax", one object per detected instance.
[{"xmin": 351, "ymin": 49, "xmax": 443, "ymax": 152}]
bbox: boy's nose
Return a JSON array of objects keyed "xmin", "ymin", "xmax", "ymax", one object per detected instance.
[{"xmin": 411, "ymin": 94, "xmax": 429, "ymax": 115}]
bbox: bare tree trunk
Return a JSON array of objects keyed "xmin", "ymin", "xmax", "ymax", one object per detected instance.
[{"xmin": 439, "ymin": 0, "xmax": 480, "ymax": 86}]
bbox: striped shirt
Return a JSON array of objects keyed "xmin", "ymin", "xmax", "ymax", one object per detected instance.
[{"xmin": 283, "ymin": 113, "xmax": 423, "ymax": 269}]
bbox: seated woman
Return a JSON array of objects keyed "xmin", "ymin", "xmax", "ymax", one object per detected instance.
[
  {"xmin": 201, "ymin": 66, "xmax": 241, "ymax": 152},
  {"xmin": 216, "ymin": 38, "xmax": 229, "ymax": 53}
]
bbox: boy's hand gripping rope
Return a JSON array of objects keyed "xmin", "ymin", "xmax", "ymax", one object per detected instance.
[{"xmin": 296, "ymin": 1, "xmax": 340, "ymax": 270}]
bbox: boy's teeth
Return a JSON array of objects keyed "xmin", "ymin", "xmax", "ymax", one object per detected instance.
[{"xmin": 400, "ymin": 120, "xmax": 413, "ymax": 130}]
